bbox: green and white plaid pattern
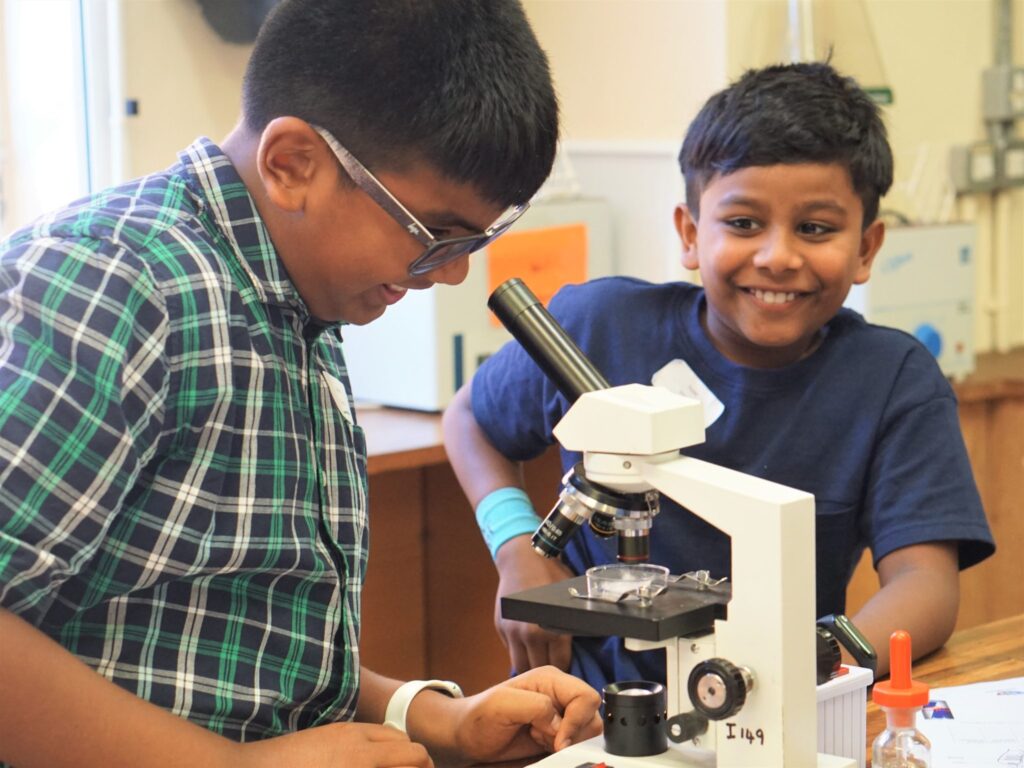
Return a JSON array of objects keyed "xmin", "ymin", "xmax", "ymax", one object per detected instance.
[{"xmin": 0, "ymin": 139, "xmax": 368, "ymax": 739}]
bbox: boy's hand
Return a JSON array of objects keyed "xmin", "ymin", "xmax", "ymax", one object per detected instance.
[
  {"xmin": 239, "ymin": 722, "xmax": 434, "ymax": 768},
  {"xmin": 494, "ymin": 536, "xmax": 575, "ymax": 673},
  {"xmin": 443, "ymin": 665, "xmax": 602, "ymax": 762}
]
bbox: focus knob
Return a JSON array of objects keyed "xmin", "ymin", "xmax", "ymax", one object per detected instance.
[
  {"xmin": 687, "ymin": 658, "xmax": 752, "ymax": 720},
  {"xmin": 816, "ymin": 625, "xmax": 842, "ymax": 684}
]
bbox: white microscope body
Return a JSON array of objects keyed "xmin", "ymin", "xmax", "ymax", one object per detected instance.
[{"xmin": 541, "ymin": 383, "xmax": 855, "ymax": 768}]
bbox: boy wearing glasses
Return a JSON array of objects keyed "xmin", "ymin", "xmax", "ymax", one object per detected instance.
[{"xmin": 0, "ymin": 2, "xmax": 601, "ymax": 766}]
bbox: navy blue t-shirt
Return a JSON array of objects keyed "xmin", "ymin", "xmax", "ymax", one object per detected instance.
[{"xmin": 472, "ymin": 277, "xmax": 994, "ymax": 691}]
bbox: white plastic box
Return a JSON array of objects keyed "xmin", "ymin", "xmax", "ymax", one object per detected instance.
[{"xmin": 818, "ymin": 665, "xmax": 874, "ymax": 768}]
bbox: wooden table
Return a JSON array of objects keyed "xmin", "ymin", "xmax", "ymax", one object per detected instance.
[
  {"xmin": 866, "ymin": 613, "xmax": 1024, "ymax": 757},
  {"xmin": 359, "ymin": 406, "xmax": 449, "ymax": 474}
]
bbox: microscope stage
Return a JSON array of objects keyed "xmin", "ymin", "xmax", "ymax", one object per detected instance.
[{"xmin": 502, "ymin": 575, "xmax": 729, "ymax": 641}]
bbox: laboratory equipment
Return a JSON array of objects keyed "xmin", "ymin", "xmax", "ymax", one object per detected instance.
[
  {"xmin": 490, "ymin": 278, "xmax": 868, "ymax": 767},
  {"xmin": 604, "ymin": 681, "xmax": 670, "ymax": 757},
  {"xmin": 872, "ymin": 631, "xmax": 931, "ymax": 768},
  {"xmin": 844, "ymin": 223, "xmax": 975, "ymax": 380},
  {"xmin": 533, "ymin": 463, "xmax": 661, "ymax": 563},
  {"xmin": 586, "ymin": 564, "xmax": 670, "ymax": 602}
]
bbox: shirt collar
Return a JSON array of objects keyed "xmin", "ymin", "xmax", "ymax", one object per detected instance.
[{"xmin": 177, "ymin": 137, "xmax": 311, "ymax": 320}]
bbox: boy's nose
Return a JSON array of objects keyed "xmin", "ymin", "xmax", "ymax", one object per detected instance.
[
  {"xmin": 754, "ymin": 232, "xmax": 804, "ymax": 273},
  {"xmin": 426, "ymin": 253, "xmax": 471, "ymax": 286}
]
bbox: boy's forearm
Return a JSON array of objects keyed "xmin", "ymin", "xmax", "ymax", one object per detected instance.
[
  {"xmin": 357, "ymin": 667, "xmax": 462, "ymax": 763},
  {"xmin": 0, "ymin": 608, "xmax": 239, "ymax": 768},
  {"xmin": 353, "ymin": 666, "xmax": 401, "ymax": 725},
  {"xmin": 442, "ymin": 384, "xmax": 524, "ymax": 506},
  {"xmin": 849, "ymin": 542, "xmax": 960, "ymax": 677}
]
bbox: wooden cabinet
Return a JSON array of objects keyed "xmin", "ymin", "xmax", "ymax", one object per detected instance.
[
  {"xmin": 357, "ymin": 407, "xmax": 559, "ymax": 693},
  {"xmin": 359, "ymin": 378, "xmax": 1024, "ymax": 693}
]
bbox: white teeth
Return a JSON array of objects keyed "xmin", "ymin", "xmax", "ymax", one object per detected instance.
[
  {"xmin": 385, "ymin": 284, "xmax": 407, "ymax": 293},
  {"xmin": 752, "ymin": 289, "xmax": 797, "ymax": 304}
]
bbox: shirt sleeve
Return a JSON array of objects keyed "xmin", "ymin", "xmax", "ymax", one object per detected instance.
[
  {"xmin": 0, "ymin": 237, "xmax": 170, "ymax": 621},
  {"xmin": 861, "ymin": 345, "xmax": 994, "ymax": 570}
]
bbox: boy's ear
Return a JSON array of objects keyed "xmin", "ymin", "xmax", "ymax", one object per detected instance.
[
  {"xmin": 674, "ymin": 204, "xmax": 700, "ymax": 271},
  {"xmin": 853, "ymin": 219, "xmax": 886, "ymax": 284},
  {"xmin": 255, "ymin": 117, "xmax": 327, "ymax": 213}
]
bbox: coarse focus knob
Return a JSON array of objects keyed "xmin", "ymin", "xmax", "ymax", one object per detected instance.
[{"xmin": 687, "ymin": 658, "xmax": 753, "ymax": 720}]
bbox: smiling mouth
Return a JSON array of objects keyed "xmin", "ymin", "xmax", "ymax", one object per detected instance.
[{"xmin": 746, "ymin": 287, "xmax": 806, "ymax": 304}]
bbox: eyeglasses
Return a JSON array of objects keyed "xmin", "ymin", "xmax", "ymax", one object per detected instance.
[{"xmin": 312, "ymin": 125, "xmax": 529, "ymax": 277}]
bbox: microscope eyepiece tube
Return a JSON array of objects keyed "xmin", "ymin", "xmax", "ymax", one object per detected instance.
[
  {"xmin": 488, "ymin": 278, "xmax": 609, "ymax": 403},
  {"xmin": 603, "ymin": 680, "xmax": 668, "ymax": 757}
]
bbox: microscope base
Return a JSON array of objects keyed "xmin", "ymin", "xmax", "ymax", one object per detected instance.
[{"xmin": 529, "ymin": 735, "xmax": 856, "ymax": 768}]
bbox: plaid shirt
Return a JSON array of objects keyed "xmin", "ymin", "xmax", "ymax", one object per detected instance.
[{"xmin": 0, "ymin": 139, "xmax": 368, "ymax": 740}]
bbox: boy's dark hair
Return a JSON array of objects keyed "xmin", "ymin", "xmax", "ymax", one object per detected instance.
[
  {"xmin": 679, "ymin": 62, "xmax": 893, "ymax": 226},
  {"xmin": 242, "ymin": 0, "xmax": 558, "ymax": 207}
]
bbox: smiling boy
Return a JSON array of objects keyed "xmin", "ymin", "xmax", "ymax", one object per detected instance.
[
  {"xmin": 0, "ymin": 2, "xmax": 604, "ymax": 766},
  {"xmin": 443, "ymin": 62, "xmax": 994, "ymax": 691}
]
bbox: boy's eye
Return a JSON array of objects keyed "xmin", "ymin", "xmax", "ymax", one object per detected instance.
[
  {"xmin": 799, "ymin": 221, "xmax": 836, "ymax": 236},
  {"xmin": 725, "ymin": 217, "xmax": 760, "ymax": 232},
  {"xmin": 426, "ymin": 226, "xmax": 453, "ymax": 239}
]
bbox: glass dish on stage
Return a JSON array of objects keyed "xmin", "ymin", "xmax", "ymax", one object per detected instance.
[{"xmin": 584, "ymin": 563, "xmax": 670, "ymax": 603}]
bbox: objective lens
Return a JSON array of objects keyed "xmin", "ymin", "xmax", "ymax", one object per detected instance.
[
  {"xmin": 531, "ymin": 464, "xmax": 660, "ymax": 559},
  {"xmin": 618, "ymin": 529, "xmax": 651, "ymax": 563},
  {"xmin": 589, "ymin": 510, "xmax": 616, "ymax": 537},
  {"xmin": 532, "ymin": 496, "xmax": 589, "ymax": 558}
]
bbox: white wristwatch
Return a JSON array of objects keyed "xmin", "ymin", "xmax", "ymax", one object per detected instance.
[{"xmin": 383, "ymin": 679, "xmax": 464, "ymax": 733}]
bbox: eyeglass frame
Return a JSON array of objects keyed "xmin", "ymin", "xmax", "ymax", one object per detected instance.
[{"xmin": 311, "ymin": 125, "xmax": 529, "ymax": 277}]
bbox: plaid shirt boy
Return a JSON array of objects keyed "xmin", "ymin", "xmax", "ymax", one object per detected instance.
[{"xmin": 0, "ymin": 139, "xmax": 368, "ymax": 739}]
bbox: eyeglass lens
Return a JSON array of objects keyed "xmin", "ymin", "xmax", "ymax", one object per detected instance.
[{"xmin": 409, "ymin": 219, "xmax": 517, "ymax": 276}]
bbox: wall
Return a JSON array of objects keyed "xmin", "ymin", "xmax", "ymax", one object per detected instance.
[
  {"xmin": 116, "ymin": 0, "xmax": 250, "ymax": 178},
  {"xmin": 523, "ymin": 0, "xmax": 1024, "ymax": 355},
  {"xmin": 520, "ymin": 1, "xmax": 728, "ymax": 282},
  {"xmin": 7, "ymin": 0, "xmax": 1021, "ymax": 354},
  {"xmin": 522, "ymin": 0, "xmax": 728, "ymax": 143}
]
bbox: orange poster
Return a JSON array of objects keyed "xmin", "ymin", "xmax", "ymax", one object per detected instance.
[{"xmin": 486, "ymin": 223, "xmax": 588, "ymax": 326}]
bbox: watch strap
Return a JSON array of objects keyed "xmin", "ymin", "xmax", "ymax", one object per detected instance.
[{"xmin": 383, "ymin": 679, "xmax": 464, "ymax": 733}]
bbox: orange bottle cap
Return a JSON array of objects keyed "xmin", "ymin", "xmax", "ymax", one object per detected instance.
[{"xmin": 872, "ymin": 630, "xmax": 929, "ymax": 708}]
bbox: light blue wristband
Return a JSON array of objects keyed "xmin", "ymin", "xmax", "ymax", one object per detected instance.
[{"xmin": 475, "ymin": 487, "xmax": 542, "ymax": 560}]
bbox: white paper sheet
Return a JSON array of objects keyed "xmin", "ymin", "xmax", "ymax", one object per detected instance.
[{"xmin": 910, "ymin": 676, "xmax": 1024, "ymax": 766}]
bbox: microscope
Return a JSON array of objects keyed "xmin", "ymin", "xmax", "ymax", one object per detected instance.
[{"xmin": 489, "ymin": 279, "xmax": 870, "ymax": 768}]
